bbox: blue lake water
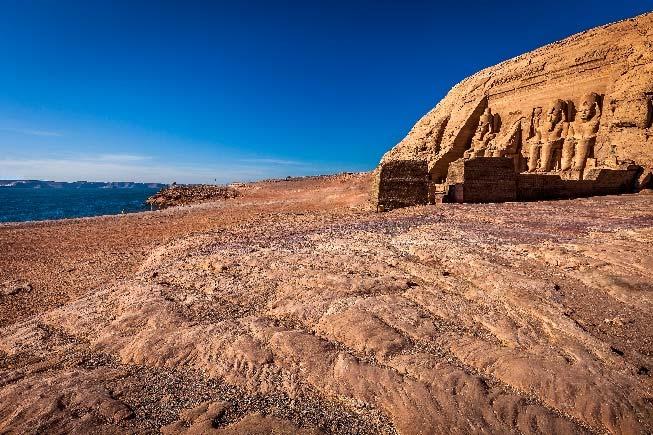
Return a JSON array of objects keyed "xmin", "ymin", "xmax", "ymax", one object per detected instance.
[{"xmin": 0, "ymin": 187, "xmax": 161, "ymax": 223}]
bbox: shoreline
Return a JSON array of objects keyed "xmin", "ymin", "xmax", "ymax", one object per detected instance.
[
  {"xmin": 0, "ymin": 206, "xmax": 155, "ymax": 227},
  {"xmin": 1, "ymin": 172, "xmax": 370, "ymax": 226},
  {"xmin": 0, "ymin": 187, "xmax": 159, "ymax": 226}
]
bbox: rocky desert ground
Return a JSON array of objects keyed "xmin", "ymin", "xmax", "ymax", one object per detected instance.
[{"xmin": 1, "ymin": 173, "xmax": 653, "ymax": 434}]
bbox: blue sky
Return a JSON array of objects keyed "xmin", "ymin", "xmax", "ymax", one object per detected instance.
[{"xmin": 0, "ymin": 1, "xmax": 650, "ymax": 183}]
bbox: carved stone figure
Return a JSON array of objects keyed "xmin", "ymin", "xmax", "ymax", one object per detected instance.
[
  {"xmin": 526, "ymin": 108, "xmax": 542, "ymax": 172},
  {"xmin": 561, "ymin": 137, "xmax": 576, "ymax": 171},
  {"xmin": 537, "ymin": 100, "xmax": 568, "ymax": 172},
  {"xmin": 485, "ymin": 119, "xmax": 523, "ymax": 171},
  {"xmin": 464, "ymin": 108, "xmax": 497, "ymax": 158},
  {"xmin": 567, "ymin": 93, "xmax": 602, "ymax": 173},
  {"xmin": 487, "ymin": 120, "xmax": 521, "ymax": 155}
]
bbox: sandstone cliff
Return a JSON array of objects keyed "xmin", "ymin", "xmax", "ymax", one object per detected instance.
[{"xmin": 373, "ymin": 13, "xmax": 653, "ymax": 208}]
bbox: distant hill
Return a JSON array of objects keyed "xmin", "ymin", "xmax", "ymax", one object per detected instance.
[{"xmin": 0, "ymin": 180, "xmax": 167, "ymax": 189}]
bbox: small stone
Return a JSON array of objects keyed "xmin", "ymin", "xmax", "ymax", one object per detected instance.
[
  {"xmin": 1, "ymin": 280, "xmax": 32, "ymax": 296},
  {"xmin": 604, "ymin": 317, "xmax": 624, "ymax": 326}
]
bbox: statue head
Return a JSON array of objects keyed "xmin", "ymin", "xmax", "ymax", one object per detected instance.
[
  {"xmin": 577, "ymin": 93, "xmax": 601, "ymax": 121},
  {"xmin": 546, "ymin": 100, "xmax": 566, "ymax": 125}
]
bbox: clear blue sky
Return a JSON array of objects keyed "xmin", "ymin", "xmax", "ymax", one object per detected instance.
[{"xmin": 0, "ymin": 1, "xmax": 650, "ymax": 183}]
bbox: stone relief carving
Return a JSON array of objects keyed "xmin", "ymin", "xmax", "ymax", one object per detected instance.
[{"xmin": 462, "ymin": 94, "xmax": 606, "ymax": 176}]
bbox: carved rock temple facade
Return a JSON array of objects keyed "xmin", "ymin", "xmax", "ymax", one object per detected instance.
[{"xmin": 372, "ymin": 13, "xmax": 653, "ymax": 210}]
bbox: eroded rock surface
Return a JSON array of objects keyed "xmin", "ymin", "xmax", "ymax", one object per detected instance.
[
  {"xmin": 2, "ymin": 174, "xmax": 652, "ymax": 433},
  {"xmin": 146, "ymin": 184, "xmax": 240, "ymax": 209}
]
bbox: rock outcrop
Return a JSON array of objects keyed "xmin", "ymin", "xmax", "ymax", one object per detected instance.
[
  {"xmin": 146, "ymin": 184, "xmax": 240, "ymax": 209},
  {"xmin": 373, "ymin": 12, "xmax": 653, "ymax": 209}
]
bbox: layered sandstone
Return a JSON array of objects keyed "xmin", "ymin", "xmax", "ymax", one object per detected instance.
[{"xmin": 373, "ymin": 13, "xmax": 653, "ymax": 208}]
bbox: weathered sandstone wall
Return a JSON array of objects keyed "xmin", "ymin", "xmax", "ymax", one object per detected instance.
[{"xmin": 374, "ymin": 12, "xmax": 653, "ymax": 208}]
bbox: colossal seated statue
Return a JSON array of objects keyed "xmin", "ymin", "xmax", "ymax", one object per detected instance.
[
  {"xmin": 486, "ymin": 119, "xmax": 522, "ymax": 156},
  {"xmin": 566, "ymin": 93, "xmax": 602, "ymax": 174},
  {"xmin": 485, "ymin": 119, "xmax": 523, "ymax": 171},
  {"xmin": 536, "ymin": 99, "xmax": 568, "ymax": 172},
  {"xmin": 464, "ymin": 108, "xmax": 497, "ymax": 158},
  {"xmin": 526, "ymin": 108, "xmax": 543, "ymax": 172},
  {"xmin": 461, "ymin": 95, "xmax": 604, "ymax": 176}
]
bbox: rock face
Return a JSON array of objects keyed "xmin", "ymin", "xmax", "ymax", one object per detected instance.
[
  {"xmin": 373, "ymin": 12, "xmax": 653, "ymax": 209},
  {"xmin": 146, "ymin": 184, "xmax": 240, "ymax": 209}
]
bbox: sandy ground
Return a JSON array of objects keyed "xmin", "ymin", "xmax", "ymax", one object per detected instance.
[
  {"xmin": 1, "ymin": 174, "xmax": 652, "ymax": 434},
  {"xmin": 0, "ymin": 174, "xmax": 369, "ymax": 327}
]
